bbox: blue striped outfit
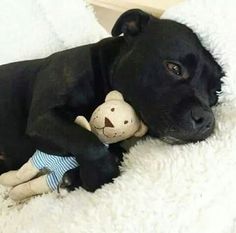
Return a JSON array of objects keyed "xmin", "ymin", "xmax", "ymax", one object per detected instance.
[{"xmin": 31, "ymin": 150, "xmax": 78, "ymax": 191}]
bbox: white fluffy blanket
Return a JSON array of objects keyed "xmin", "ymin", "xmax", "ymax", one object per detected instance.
[{"xmin": 1, "ymin": 0, "xmax": 236, "ymax": 232}]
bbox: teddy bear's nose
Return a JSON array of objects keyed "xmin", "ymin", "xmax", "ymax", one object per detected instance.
[{"xmin": 105, "ymin": 117, "xmax": 114, "ymax": 128}]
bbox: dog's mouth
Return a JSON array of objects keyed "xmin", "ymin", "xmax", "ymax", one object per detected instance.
[
  {"xmin": 159, "ymin": 124, "xmax": 214, "ymax": 144},
  {"xmin": 160, "ymin": 136, "xmax": 185, "ymax": 145}
]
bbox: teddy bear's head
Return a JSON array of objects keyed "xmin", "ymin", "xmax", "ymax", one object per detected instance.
[{"xmin": 89, "ymin": 91, "xmax": 147, "ymax": 144}]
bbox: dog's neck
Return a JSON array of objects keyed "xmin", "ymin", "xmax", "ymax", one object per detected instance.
[{"xmin": 91, "ymin": 36, "xmax": 125, "ymax": 103}]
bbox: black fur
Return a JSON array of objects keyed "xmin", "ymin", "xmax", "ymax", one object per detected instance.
[{"xmin": 0, "ymin": 9, "xmax": 223, "ymax": 191}]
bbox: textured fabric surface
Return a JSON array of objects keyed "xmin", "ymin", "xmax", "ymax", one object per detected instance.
[{"xmin": 1, "ymin": 0, "xmax": 236, "ymax": 233}]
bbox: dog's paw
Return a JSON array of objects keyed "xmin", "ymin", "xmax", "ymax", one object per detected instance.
[{"xmin": 59, "ymin": 167, "xmax": 82, "ymax": 192}]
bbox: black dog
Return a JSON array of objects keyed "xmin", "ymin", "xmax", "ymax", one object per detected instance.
[{"xmin": 0, "ymin": 9, "xmax": 223, "ymax": 191}]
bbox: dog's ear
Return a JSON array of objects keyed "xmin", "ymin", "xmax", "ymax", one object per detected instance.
[{"xmin": 111, "ymin": 9, "xmax": 151, "ymax": 37}]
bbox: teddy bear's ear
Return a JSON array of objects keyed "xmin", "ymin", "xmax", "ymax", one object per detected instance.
[
  {"xmin": 134, "ymin": 121, "xmax": 148, "ymax": 137},
  {"xmin": 105, "ymin": 90, "xmax": 124, "ymax": 102}
]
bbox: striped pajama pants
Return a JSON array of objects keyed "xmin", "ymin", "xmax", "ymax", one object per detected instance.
[{"xmin": 31, "ymin": 150, "xmax": 78, "ymax": 190}]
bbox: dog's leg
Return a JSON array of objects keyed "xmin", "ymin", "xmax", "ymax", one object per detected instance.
[
  {"xmin": 0, "ymin": 160, "xmax": 39, "ymax": 187},
  {"xmin": 3, "ymin": 136, "xmax": 36, "ymax": 171},
  {"xmin": 0, "ymin": 162, "xmax": 7, "ymax": 174},
  {"xmin": 9, "ymin": 175, "xmax": 50, "ymax": 201},
  {"xmin": 0, "ymin": 153, "xmax": 8, "ymax": 174}
]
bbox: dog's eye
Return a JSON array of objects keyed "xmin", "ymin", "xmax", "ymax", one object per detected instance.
[
  {"xmin": 166, "ymin": 62, "xmax": 182, "ymax": 76},
  {"xmin": 164, "ymin": 61, "xmax": 189, "ymax": 80}
]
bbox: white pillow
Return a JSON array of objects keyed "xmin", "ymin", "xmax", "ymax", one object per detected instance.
[{"xmin": 0, "ymin": 0, "xmax": 108, "ymax": 65}]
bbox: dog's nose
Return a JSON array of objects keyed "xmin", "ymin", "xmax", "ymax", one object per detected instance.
[
  {"xmin": 190, "ymin": 106, "xmax": 214, "ymax": 133},
  {"xmin": 104, "ymin": 117, "xmax": 114, "ymax": 128}
]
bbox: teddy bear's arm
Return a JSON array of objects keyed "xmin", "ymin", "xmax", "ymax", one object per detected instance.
[{"xmin": 74, "ymin": 116, "xmax": 91, "ymax": 131}]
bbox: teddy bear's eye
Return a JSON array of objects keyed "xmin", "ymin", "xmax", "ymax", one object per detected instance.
[
  {"xmin": 111, "ymin": 108, "xmax": 115, "ymax": 112},
  {"xmin": 124, "ymin": 120, "xmax": 128, "ymax": 124}
]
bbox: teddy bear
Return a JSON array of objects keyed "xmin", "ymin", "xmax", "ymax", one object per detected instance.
[{"xmin": 0, "ymin": 91, "xmax": 148, "ymax": 201}]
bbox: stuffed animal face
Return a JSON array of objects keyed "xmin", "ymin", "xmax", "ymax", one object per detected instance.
[{"xmin": 89, "ymin": 91, "xmax": 147, "ymax": 144}]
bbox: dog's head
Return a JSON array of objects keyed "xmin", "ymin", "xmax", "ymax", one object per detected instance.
[{"xmin": 110, "ymin": 9, "xmax": 223, "ymax": 143}]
